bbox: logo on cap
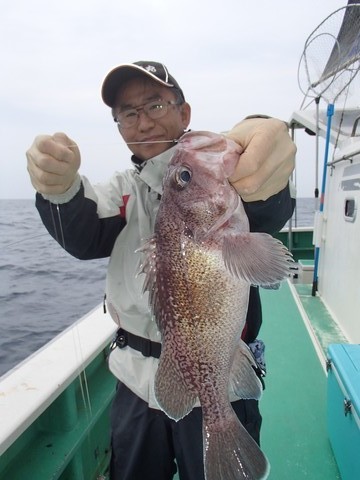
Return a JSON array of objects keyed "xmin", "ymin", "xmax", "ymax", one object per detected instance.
[{"xmin": 145, "ymin": 65, "xmax": 157, "ymax": 73}]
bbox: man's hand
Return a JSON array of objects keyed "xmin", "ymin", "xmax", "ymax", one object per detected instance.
[
  {"xmin": 26, "ymin": 132, "xmax": 81, "ymax": 195},
  {"xmin": 225, "ymin": 117, "xmax": 296, "ymax": 202}
]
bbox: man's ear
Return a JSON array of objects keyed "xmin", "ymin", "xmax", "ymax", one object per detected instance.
[{"xmin": 181, "ymin": 102, "xmax": 191, "ymax": 129}]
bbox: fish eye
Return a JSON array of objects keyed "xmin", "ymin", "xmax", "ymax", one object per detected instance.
[{"xmin": 175, "ymin": 167, "xmax": 192, "ymax": 188}]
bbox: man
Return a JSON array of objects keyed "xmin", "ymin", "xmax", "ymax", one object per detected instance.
[{"xmin": 26, "ymin": 61, "xmax": 295, "ymax": 480}]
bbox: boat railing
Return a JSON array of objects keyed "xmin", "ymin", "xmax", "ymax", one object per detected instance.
[{"xmin": 0, "ymin": 306, "xmax": 117, "ymax": 479}]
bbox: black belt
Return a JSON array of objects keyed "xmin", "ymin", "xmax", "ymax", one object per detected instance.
[{"xmin": 112, "ymin": 328, "xmax": 162, "ymax": 359}]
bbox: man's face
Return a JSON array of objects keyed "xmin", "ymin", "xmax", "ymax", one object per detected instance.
[{"xmin": 113, "ymin": 77, "xmax": 191, "ymax": 161}]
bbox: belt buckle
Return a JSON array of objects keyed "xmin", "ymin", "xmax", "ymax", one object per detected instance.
[{"xmin": 116, "ymin": 329, "xmax": 128, "ymax": 349}]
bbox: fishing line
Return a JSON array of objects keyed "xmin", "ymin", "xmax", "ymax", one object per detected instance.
[
  {"xmin": 71, "ymin": 322, "xmax": 109, "ymax": 479},
  {"xmin": 48, "ymin": 200, "xmax": 59, "ymax": 245},
  {"xmin": 53, "ymin": 202, "xmax": 104, "ymax": 473},
  {"xmin": 3, "ymin": 233, "xmax": 49, "ymax": 248},
  {"xmin": 72, "ymin": 323, "xmax": 93, "ymax": 418},
  {"xmin": 64, "ymin": 139, "xmax": 179, "ymax": 149},
  {"xmin": 126, "ymin": 139, "xmax": 178, "ymax": 145},
  {"xmin": 64, "ymin": 128, "xmax": 191, "ymax": 149},
  {"xmin": 48, "ymin": 200, "xmax": 106, "ymax": 477},
  {"xmin": 52, "ymin": 204, "xmax": 93, "ymax": 415},
  {"xmin": 55, "ymin": 204, "xmax": 66, "ymax": 249}
]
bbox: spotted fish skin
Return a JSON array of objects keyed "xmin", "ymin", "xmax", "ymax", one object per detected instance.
[{"xmin": 139, "ymin": 131, "xmax": 292, "ymax": 480}]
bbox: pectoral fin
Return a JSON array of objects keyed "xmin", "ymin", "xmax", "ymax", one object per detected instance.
[{"xmin": 223, "ymin": 232, "xmax": 292, "ymax": 286}]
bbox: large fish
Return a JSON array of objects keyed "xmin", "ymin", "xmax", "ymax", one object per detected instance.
[{"xmin": 139, "ymin": 131, "xmax": 292, "ymax": 480}]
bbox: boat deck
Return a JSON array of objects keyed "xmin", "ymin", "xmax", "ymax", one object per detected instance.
[{"xmin": 259, "ymin": 281, "xmax": 342, "ymax": 479}]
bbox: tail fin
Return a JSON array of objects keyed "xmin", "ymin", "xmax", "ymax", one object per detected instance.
[{"xmin": 203, "ymin": 414, "xmax": 270, "ymax": 480}]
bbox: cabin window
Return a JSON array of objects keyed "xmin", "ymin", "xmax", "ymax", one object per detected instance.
[{"xmin": 344, "ymin": 198, "xmax": 357, "ymax": 222}]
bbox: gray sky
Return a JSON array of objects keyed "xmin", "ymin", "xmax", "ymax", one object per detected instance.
[{"xmin": 0, "ymin": 0, "xmax": 354, "ymax": 199}]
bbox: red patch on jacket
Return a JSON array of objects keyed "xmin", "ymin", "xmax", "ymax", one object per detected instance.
[{"xmin": 119, "ymin": 195, "xmax": 130, "ymax": 218}]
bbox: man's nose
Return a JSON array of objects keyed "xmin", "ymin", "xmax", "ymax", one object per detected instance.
[{"xmin": 137, "ymin": 109, "xmax": 155, "ymax": 129}]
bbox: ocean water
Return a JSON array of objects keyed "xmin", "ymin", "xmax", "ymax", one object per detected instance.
[
  {"xmin": 0, "ymin": 199, "xmax": 108, "ymax": 377},
  {"xmin": 0, "ymin": 198, "xmax": 316, "ymax": 378}
]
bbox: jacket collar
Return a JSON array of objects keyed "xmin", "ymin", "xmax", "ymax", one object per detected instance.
[{"xmin": 132, "ymin": 146, "xmax": 177, "ymax": 195}]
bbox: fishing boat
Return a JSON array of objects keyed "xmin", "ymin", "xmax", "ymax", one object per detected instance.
[{"xmin": 1, "ymin": 3, "xmax": 359, "ymax": 479}]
